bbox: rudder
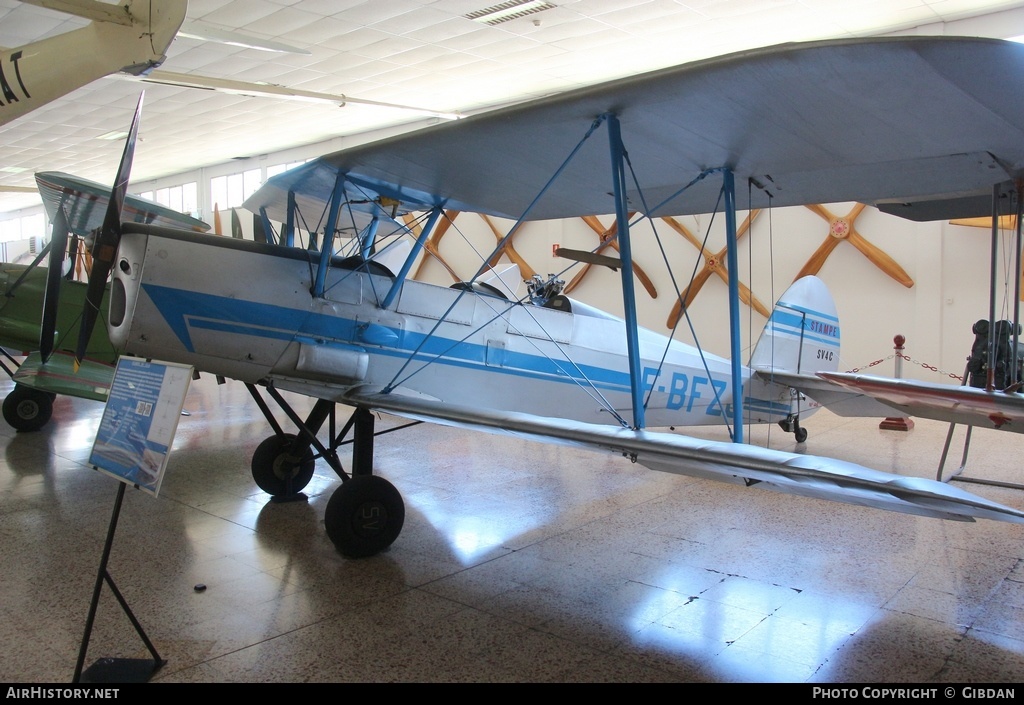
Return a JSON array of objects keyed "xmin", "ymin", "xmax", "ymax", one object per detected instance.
[
  {"xmin": 749, "ymin": 275, "xmax": 841, "ymax": 375},
  {"xmin": 743, "ymin": 276, "xmax": 840, "ymax": 434}
]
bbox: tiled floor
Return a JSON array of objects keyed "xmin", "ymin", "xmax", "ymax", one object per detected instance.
[{"xmin": 1, "ymin": 372, "xmax": 1022, "ymax": 683}]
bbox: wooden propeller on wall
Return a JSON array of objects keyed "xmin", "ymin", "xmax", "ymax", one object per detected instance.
[
  {"xmin": 662, "ymin": 211, "xmax": 768, "ymax": 328},
  {"xmin": 479, "ymin": 214, "xmax": 538, "ymax": 281},
  {"xmin": 406, "ymin": 210, "xmax": 463, "ymax": 282},
  {"xmin": 796, "ymin": 203, "xmax": 913, "ymax": 287}
]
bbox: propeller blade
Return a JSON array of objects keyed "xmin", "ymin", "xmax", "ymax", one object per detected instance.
[
  {"xmin": 805, "ymin": 202, "xmax": 839, "ymax": 223},
  {"xmin": 253, "ymin": 212, "xmax": 268, "ymax": 244},
  {"xmin": 666, "ymin": 267, "xmax": 714, "ymax": 329},
  {"xmin": 795, "ymin": 236, "xmax": 841, "ymax": 280},
  {"xmin": 480, "ymin": 214, "xmax": 537, "ymax": 279},
  {"xmin": 40, "ymin": 207, "xmax": 70, "ymax": 362},
  {"xmin": 74, "ymin": 93, "xmax": 144, "ymax": 369},
  {"xmin": 231, "ymin": 208, "xmax": 243, "ymax": 239},
  {"xmin": 563, "ymin": 261, "xmax": 594, "ymax": 294},
  {"xmin": 849, "ymin": 229, "xmax": 914, "ymax": 288},
  {"xmin": 555, "ymin": 247, "xmax": 620, "ymax": 270}
]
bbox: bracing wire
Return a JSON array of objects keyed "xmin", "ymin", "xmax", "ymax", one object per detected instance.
[
  {"xmin": 598, "ymin": 143, "xmax": 734, "ymax": 430},
  {"xmin": 382, "ymin": 287, "xmax": 631, "ymax": 427}
]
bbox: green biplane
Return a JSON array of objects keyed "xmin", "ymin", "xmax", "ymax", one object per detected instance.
[{"xmin": 0, "ymin": 171, "xmax": 208, "ymax": 431}]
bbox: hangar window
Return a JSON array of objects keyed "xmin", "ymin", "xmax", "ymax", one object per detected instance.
[
  {"xmin": 136, "ymin": 182, "xmax": 199, "ymax": 219},
  {"xmin": 0, "ymin": 212, "xmax": 44, "ymax": 242},
  {"xmin": 210, "ymin": 169, "xmax": 262, "ymax": 211},
  {"xmin": 0, "ymin": 212, "xmax": 46, "ymax": 263},
  {"xmin": 267, "ymin": 160, "xmax": 309, "ymax": 179}
]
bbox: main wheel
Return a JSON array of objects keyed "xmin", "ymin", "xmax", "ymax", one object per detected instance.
[
  {"xmin": 3, "ymin": 386, "xmax": 54, "ymax": 432},
  {"xmin": 324, "ymin": 475, "xmax": 405, "ymax": 558},
  {"xmin": 251, "ymin": 433, "xmax": 316, "ymax": 496}
]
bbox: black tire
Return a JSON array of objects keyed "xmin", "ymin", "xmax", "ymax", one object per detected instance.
[
  {"xmin": 250, "ymin": 433, "xmax": 316, "ymax": 496},
  {"xmin": 3, "ymin": 386, "xmax": 54, "ymax": 432},
  {"xmin": 794, "ymin": 427, "xmax": 808, "ymax": 443},
  {"xmin": 324, "ymin": 475, "xmax": 404, "ymax": 558}
]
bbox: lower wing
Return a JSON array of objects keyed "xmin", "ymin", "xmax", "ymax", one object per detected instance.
[
  {"xmin": 343, "ymin": 387, "xmax": 1024, "ymax": 524},
  {"xmin": 11, "ymin": 351, "xmax": 113, "ymax": 402}
]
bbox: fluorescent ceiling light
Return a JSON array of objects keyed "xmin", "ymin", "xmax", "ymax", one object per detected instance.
[
  {"xmin": 466, "ymin": 1, "xmax": 555, "ymax": 26},
  {"xmin": 97, "ymin": 130, "xmax": 130, "ymax": 141}
]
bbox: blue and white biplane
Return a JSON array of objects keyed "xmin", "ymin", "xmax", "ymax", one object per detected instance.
[{"xmin": 69, "ymin": 37, "xmax": 1024, "ymax": 557}]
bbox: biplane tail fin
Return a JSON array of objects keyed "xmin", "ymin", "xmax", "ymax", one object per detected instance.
[
  {"xmin": 743, "ymin": 276, "xmax": 841, "ymax": 426},
  {"xmin": 749, "ymin": 276, "xmax": 841, "ymax": 376}
]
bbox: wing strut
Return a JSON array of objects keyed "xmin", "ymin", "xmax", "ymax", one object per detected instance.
[
  {"xmin": 986, "ymin": 183, "xmax": 1000, "ymax": 390},
  {"xmin": 1013, "ymin": 182, "xmax": 1023, "ymax": 388},
  {"xmin": 382, "ymin": 206, "xmax": 443, "ymax": 311},
  {"xmin": 312, "ymin": 173, "xmax": 347, "ymax": 297},
  {"xmin": 40, "ymin": 207, "xmax": 70, "ymax": 362},
  {"xmin": 723, "ymin": 169, "xmax": 745, "ymax": 443},
  {"xmin": 604, "ymin": 114, "xmax": 645, "ymax": 430},
  {"xmin": 360, "ymin": 217, "xmax": 379, "ymax": 260},
  {"xmin": 284, "ymin": 192, "xmax": 297, "ymax": 247}
]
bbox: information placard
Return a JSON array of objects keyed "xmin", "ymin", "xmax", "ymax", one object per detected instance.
[{"xmin": 89, "ymin": 356, "xmax": 193, "ymax": 497}]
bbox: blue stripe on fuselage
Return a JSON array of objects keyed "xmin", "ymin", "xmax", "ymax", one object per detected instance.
[{"xmin": 142, "ymin": 284, "xmax": 644, "ymax": 393}]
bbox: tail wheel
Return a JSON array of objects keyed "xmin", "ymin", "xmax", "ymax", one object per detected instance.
[
  {"xmin": 251, "ymin": 433, "xmax": 316, "ymax": 496},
  {"xmin": 324, "ymin": 475, "xmax": 404, "ymax": 558},
  {"xmin": 3, "ymin": 386, "xmax": 54, "ymax": 432}
]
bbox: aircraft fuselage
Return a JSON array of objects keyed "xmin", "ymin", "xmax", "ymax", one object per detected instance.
[{"xmin": 108, "ymin": 227, "xmax": 796, "ymax": 429}]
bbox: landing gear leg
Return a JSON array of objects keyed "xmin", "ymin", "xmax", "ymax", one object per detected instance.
[
  {"xmin": 245, "ymin": 384, "xmax": 406, "ymax": 557},
  {"xmin": 325, "ymin": 408, "xmax": 405, "ymax": 558},
  {"xmin": 778, "ymin": 414, "xmax": 807, "ymax": 443}
]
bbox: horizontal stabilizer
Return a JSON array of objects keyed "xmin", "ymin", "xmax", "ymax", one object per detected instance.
[
  {"xmin": 756, "ymin": 369, "xmax": 898, "ymax": 417},
  {"xmin": 818, "ymin": 372, "xmax": 1024, "ymax": 433},
  {"xmin": 344, "ymin": 388, "xmax": 1024, "ymax": 524}
]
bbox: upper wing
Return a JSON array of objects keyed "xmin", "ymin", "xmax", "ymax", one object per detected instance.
[
  {"xmin": 35, "ymin": 172, "xmax": 210, "ymax": 236},
  {"xmin": 245, "ymin": 36, "xmax": 1024, "ymax": 224},
  {"xmin": 818, "ymin": 372, "xmax": 1024, "ymax": 433},
  {"xmin": 344, "ymin": 387, "xmax": 1024, "ymax": 524}
]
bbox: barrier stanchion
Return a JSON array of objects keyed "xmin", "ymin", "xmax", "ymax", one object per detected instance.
[{"xmin": 879, "ymin": 334, "xmax": 915, "ymax": 431}]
